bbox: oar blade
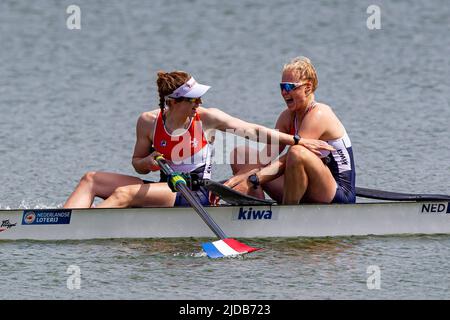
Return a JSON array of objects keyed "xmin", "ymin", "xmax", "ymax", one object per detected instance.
[{"xmin": 202, "ymin": 238, "xmax": 260, "ymax": 259}]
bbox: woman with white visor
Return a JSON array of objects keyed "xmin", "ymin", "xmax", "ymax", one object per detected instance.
[{"xmin": 63, "ymin": 70, "xmax": 333, "ymax": 208}]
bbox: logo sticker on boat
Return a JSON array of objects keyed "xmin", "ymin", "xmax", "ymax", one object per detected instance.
[
  {"xmin": 22, "ymin": 209, "xmax": 72, "ymax": 225},
  {"xmin": 419, "ymin": 203, "xmax": 450, "ymax": 214},
  {"xmin": 0, "ymin": 219, "xmax": 17, "ymax": 232},
  {"xmin": 233, "ymin": 207, "xmax": 276, "ymax": 220}
]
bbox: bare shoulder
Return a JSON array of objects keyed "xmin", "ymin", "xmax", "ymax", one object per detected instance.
[
  {"xmin": 306, "ymin": 102, "xmax": 341, "ymax": 124},
  {"xmin": 137, "ymin": 110, "xmax": 158, "ymax": 126},
  {"xmin": 197, "ymin": 106, "xmax": 222, "ymax": 118},
  {"xmin": 138, "ymin": 109, "xmax": 158, "ymax": 122},
  {"xmin": 197, "ymin": 106, "xmax": 228, "ymax": 130},
  {"xmin": 311, "ymin": 102, "xmax": 334, "ymax": 117},
  {"xmin": 307, "ymin": 102, "xmax": 345, "ymax": 139},
  {"xmin": 136, "ymin": 109, "xmax": 159, "ymax": 138}
]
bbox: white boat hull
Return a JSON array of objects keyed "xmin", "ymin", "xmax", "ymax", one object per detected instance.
[{"xmin": 1, "ymin": 201, "xmax": 450, "ymax": 240}]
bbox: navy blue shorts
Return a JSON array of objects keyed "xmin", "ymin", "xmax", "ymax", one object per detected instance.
[
  {"xmin": 332, "ymin": 183, "xmax": 356, "ymax": 204},
  {"xmin": 174, "ymin": 187, "xmax": 210, "ymax": 207}
]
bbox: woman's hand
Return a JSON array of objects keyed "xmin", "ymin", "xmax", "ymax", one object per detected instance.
[
  {"xmin": 298, "ymin": 138, "xmax": 335, "ymax": 157},
  {"xmin": 209, "ymin": 177, "xmax": 253, "ymax": 206},
  {"xmin": 224, "ymin": 167, "xmax": 259, "ymax": 189},
  {"xmin": 146, "ymin": 150, "xmax": 163, "ymax": 170},
  {"xmin": 229, "ymin": 178, "xmax": 253, "ymax": 197},
  {"xmin": 224, "ymin": 170, "xmax": 258, "ymax": 198},
  {"xmin": 209, "ymin": 191, "xmax": 220, "ymax": 206},
  {"xmin": 223, "ymin": 173, "xmax": 249, "ymax": 189},
  {"xmin": 209, "ymin": 170, "xmax": 258, "ymax": 206}
]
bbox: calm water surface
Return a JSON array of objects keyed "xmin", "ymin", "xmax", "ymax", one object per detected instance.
[{"xmin": 0, "ymin": 0, "xmax": 449, "ymax": 299}]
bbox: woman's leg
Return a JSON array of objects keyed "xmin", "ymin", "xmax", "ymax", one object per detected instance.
[
  {"xmin": 259, "ymin": 176, "xmax": 284, "ymax": 204},
  {"xmin": 63, "ymin": 171, "xmax": 144, "ymax": 208},
  {"xmin": 283, "ymin": 145, "xmax": 336, "ymax": 204},
  {"xmin": 95, "ymin": 183, "xmax": 176, "ymax": 208},
  {"xmin": 230, "ymin": 146, "xmax": 265, "ymax": 199},
  {"xmin": 230, "ymin": 145, "xmax": 291, "ymax": 203}
]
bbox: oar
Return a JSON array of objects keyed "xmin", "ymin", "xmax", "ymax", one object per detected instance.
[
  {"xmin": 356, "ymin": 187, "xmax": 450, "ymax": 201},
  {"xmin": 202, "ymin": 179, "xmax": 276, "ymax": 206},
  {"xmin": 155, "ymin": 155, "xmax": 260, "ymax": 258}
]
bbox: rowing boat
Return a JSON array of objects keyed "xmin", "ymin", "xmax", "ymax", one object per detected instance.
[
  {"xmin": 1, "ymin": 200, "xmax": 450, "ymax": 240},
  {"xmin": 2, "ymin": 182, "xmax": 449, "ymax": 241}
]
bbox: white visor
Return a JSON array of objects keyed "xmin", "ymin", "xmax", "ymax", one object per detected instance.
[{"xmin": 167, "ymin": 77, "xmax": 211, "ymax": 98}]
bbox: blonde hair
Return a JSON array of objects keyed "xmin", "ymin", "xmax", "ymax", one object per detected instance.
[
  {"xmin": 283, "ymin": 56, "xmax": 318, "ymax": 92},
  {"xmin": 156, "ymin": 71, "xmax": 191, "ymax": 111}
]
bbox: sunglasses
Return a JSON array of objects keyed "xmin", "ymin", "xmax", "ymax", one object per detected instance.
[
  {"xmin": 279, "ymin": 82, "xmax": 305, "ymax": 93},
  {"xmin": 172, "ymin": 97, "xmax": 202, "ymax": 104}
]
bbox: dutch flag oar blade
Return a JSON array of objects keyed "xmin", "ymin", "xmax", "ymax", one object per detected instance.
[
  {"xmin": 155, "ymin": 156, "xmax": 260, "ymax": 259},
  {"xmin": 202, "ymin": 238, "xmax": 260, "ymax": 259}
]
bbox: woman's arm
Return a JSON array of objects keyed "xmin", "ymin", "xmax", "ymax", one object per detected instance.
[
  {"xmin": 257, "ymin": 154, "xmax": 287, "ymax": 185},
  {"xmin": 202, "ymin": 107, "xmax": 296, "ymax": 146},
  {"xmin": 201, "ymin": 107, "xmax": 334, "ymax": 156},
  {"xmin": 225, "ymin": 154, "xmax": 287, "ymax": 190},
  {"xmin": 131, "ymin": 112, "xmax": 160, "ymax": 174}
]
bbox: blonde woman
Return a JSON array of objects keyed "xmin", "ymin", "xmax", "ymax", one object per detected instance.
[{"xmin": 225, "ymin": 57, "xmax": 356, "ymax": 204}]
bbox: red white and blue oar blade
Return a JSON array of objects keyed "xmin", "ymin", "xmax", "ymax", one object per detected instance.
[{"xmin": 202, "ymin": 238, "xmax": 260, "ymax": 259}]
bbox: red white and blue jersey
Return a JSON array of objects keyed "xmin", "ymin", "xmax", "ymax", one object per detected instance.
[{"xmin": 153, "ymin": 110, "xmax": 213, "ymax": 179}]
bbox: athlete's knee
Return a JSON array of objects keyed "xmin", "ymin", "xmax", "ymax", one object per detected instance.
[
  {"xmin": 286, "ymin": 145, "xmax": 311, "ymax": 166},
  {"xmin": 80, "ymin": 171, "xmax": 97, "ymax": 185},
  {"xmin": 111, "ymin": 185, "xmax": 137, "ymax": 206}
]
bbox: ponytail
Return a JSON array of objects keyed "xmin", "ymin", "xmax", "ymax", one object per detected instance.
[{"xmin": 156, "ymin": 71, "xmax": 191, "ymax": 112}]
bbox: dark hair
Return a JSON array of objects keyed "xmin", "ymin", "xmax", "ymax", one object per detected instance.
[{"xmin": 156, "ymin": 71, "xmax": 191, "ymax": 112}]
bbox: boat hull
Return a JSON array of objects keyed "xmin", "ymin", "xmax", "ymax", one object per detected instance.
[{"xmin": 1, "ymin": 201, "xmax": 450, "ymax": 240}]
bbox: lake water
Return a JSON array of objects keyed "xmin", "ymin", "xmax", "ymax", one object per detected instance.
[{"xmin": 0, "ymin": 0, "xmax": 449, "ymax": 300}]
